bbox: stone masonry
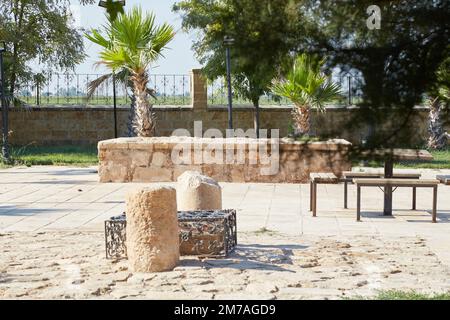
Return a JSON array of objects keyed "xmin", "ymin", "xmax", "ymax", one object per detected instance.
[{"xmin": 98, "ymin": 137, "xmax": 352, "ymax": 183}]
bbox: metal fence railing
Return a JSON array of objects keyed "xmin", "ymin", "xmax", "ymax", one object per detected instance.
[
  {"xmin": 207, "ymin": 77, "xmax": 292, "ymax": 106},
  {"xmin": 16, "ymin": 71, "xmax": 364, "ymax": 107},
  {"xmin": 207, "ymin": 73, "xmax": 364, "ymax": 107},
  {"xmin": 17, "ymin": 73, "xmax": 191, "ymax": 106}
]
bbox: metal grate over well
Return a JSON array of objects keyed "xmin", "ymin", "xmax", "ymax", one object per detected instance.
[{"xmin": 105, "ymin": 210, "xmax": 237, "ymax": 260}]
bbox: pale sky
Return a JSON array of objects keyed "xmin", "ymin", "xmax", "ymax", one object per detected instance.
[{"xmin": 70, "ymin": 0, "xmax": 201, "ymax": 75}]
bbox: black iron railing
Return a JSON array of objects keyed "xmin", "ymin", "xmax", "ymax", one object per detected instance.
[
  {"xmin": 207, "ymin": 73, "xmax": 364, "ymax": 107},
  {"xmin": 17, "ymin": 73, "xmax": 191, "ymax": 106}
]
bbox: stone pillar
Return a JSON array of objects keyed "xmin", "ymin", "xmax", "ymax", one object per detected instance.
[
  {"xmin": 177, "ymin": 171, "xmax": 222, "ymax": 211},
  {"xmin": 190, "ymin": 69, "xmax": 208, "ymax": 110},
  {"xmin": 126, "ymin": 186, "xmax": 180, "ymax": 273}
]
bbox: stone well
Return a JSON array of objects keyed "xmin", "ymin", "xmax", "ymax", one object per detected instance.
[{"xmin": 98, "ymin": 137, "xmax": 352, "ymax": 184}]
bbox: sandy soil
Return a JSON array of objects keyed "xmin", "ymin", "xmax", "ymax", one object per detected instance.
[{"xmin": 1, "ymin": 231, "xmax": 450, "ymax": 300}]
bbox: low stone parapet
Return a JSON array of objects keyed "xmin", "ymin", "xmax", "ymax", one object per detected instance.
[{"xmin": 98, "ymin": 137, "xmax": 352, "ymax": 183}]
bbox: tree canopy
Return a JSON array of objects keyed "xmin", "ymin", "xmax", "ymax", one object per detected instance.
[
  {"xmin": 301, "ymin": 0, "xmax": 449, "ymax": 109},
  {"xmin": 86, "ymin": 6, "xmax": 175, "ymax": 137},
  {"xmin": 0, "ymin": 0, "xmax": 86, "ymax": 103},
  {"xmin": 173, "ymin": 0, "xmax": 302, "ymax": 107},
  {"xmin": 297, "ymin": 0, "xmax": 450, "ymax": 147}
]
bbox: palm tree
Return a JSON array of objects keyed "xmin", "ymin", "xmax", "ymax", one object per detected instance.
[
  {"xmin": 86, "ymin": 7, "xmax": 175, "ymax": 137},
  {"xmin": 271, "ymin": 54, "xmax": 341, "ymax": 137},
  {"xmin": 86, "ymin": 69, "xmax": 157, "ymax": 137}
]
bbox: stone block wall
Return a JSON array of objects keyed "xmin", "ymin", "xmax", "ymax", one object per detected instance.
[
  {"xmin": 0, "ymin": 69, "xmax": 438, "ymax": 146},
  {"xmin": 98, "ymin": 137, "xmax": 352, "ymax": 184}
]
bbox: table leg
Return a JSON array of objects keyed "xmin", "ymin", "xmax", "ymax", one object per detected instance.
[
  {"xmin": 383, "ymin": 160, "xmax": 393, "ymax": 216},
  {"xmin": 310, "ymin": 181, "xmax": 313, "ymax": 212},
  {"xmin": 344, "ymin": 180, "xmax": 348, "ymax": 209},
  {"xmin": 412, "ymin": 187, "xmax": 417, "ymax": 210},
  {"xmin": 432, "ymin": 185, "xmax": 437, "ymax": 223},
  {"xmin": 312, "ymin": 182, "xmax": 317, "ymax": 217},
  {"xmin": 357, "ymin": 185, "xmax": 361, "ymax": 221}
]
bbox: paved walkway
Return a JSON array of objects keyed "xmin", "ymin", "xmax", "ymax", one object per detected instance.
[{"xmin": 1, "ymin": 166, "xmax": 450, "ymax": 266}]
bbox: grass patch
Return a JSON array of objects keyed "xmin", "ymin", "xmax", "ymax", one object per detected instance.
[
  {"xmin": 1, "ymin": 145, "xmax": 98, "ymax": 167},
  {"xmin": 356, "ymin": 148, "xmax": 450, "ymax": 169},
  {"xmin": 351, "ymin": 290, "xmax": 450, "ymax": 300}
]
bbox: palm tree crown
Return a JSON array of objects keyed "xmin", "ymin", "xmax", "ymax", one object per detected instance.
[
  {"xmin": 271, "ymin": 54, "xmax": 341, "ymax": 136},
  {"xmin": 86, "ymin": 7, "xmax": 175, "ymax": 137}
]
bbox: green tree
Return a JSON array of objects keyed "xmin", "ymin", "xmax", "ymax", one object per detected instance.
[
  {"xmin": 86, "ymin": 7, "xmax": 175, "ymax": 137},
  {"xmin": 0, "ymin": 0, "xmax": 86, "ymax": 103},
  {"xmin": 173, "ymin": 0, "xmax": 302, "ymax": 136},
  {"xmin": 298, "ymin": 0, "xmax": 449, "ymax": 147},
  {"xmin": 271, "ymin": 54, "xmax": 341, "ymax": 136}
]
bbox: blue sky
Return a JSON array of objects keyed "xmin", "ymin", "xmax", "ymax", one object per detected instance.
[{"xmin": 70, "ymin": 0, "xmax": 201, "ymax": 75}]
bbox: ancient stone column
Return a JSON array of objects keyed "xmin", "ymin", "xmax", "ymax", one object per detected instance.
[
  {"xmin": 126, "ymin": 186, "xmax": 179, "ymax": 273},
  {"xmin": 177, "ymin": 171, "xmax": 222, "ymax": 211}
]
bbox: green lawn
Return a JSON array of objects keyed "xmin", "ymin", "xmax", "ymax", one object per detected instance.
[
  {"xmin": 395, "ymin": 148, "xmax": 450, "ymax": 169},
  {"xmin": 0, "ymin": 145, "xmax": 98, "ymax": 168},
  {"xmin": 1, "ymin": 145, "xmax": 449, "ymax": 169},
  {"xmin": 358, "ymin": 148, "xmax": 450, "ymax": 170},
  {"xmin": 351, "ymin": 290, "xmax": 450, "ymax": 300}
]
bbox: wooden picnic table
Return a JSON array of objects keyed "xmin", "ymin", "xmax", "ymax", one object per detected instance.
[{"xmin": 362, "ymin": 149, "xmax": 433, "ymax": 216}]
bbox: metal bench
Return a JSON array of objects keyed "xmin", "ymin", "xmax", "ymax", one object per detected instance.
[
  {"xmin": 309, "ymin": 172, "xmax": 339, "ymax": 217},
  {"xmin": 342, "ymin": 172, "xmax": 422, "ymax": 209},
  {"xmin": 436, "ymin": 175, "xmax": 450, "ymax": 185},
  {"xmin": 353, "ymin": 178, "xmax": 440, "ymax": 223}
]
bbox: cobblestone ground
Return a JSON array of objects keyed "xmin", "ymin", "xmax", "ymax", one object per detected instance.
[{"xmin": 1, "ymin": 231, "xmax": 449, "ymax": 300}]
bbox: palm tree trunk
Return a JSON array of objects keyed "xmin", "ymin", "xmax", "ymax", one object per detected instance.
[
  {"xmin": 293, "ymin": 103, "xmax": 311, "ymax": 136},
  {"xmin": 127, "ymin": 87, "xmax": 137, "ymax": 137},
  {"xmin": 131, "ymin": 70, "xmax": 156, "ymax": 137},
  {"xmin": 428, "ymin": 97, "xmax": 448, "ymax": 150},
  {"xmin": 252, "ymin": 98, "xmax": 260, "ymax": 139}
]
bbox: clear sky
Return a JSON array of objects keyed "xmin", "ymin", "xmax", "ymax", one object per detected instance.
[{"xmin": 70, "ymin": 0, "xmax": 201, "ymax": 75}]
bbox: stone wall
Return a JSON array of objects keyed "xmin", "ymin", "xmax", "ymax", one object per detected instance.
[
  {"xmin": 98, "ymin": 137, "xmax": 352, "ymax": 184},
  {"xmin": 0, "ymin": 69, "xmax": 437, "ymax": 146}
]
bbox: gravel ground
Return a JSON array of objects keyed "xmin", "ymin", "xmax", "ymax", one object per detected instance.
[{"xmin": 1, "ymin": 231, "xmax": 450, "ymax": 300}]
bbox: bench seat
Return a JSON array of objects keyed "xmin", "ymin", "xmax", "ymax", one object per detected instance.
[
  {"xmin": 436, "ymin": 175, "xmax": 450, "ymax": 185},
  {"xmin": 343, "ymin": 172, "xmax": 382, "ymax": 179},
  {"xmin": 309, "ymin": 172, "xmax": 339, "ymax": 217},
  {"xmin": 310, "ymin": 172, "xmax": 339, "ymax": 183},
  {"xmin": 342, "ymin": 171, "xmax": 421, "ymax": 179},
  {"xmin": 353, "ymin": 178, "xmax": 439, "ymax": 187}
]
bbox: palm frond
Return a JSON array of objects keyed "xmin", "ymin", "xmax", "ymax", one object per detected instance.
[
  {"xmin": 87, "ymin": 74, "xmax": 112, "ymax": 100},
  {"xmin": 86, "ymin": 7, "xmax": 175, "ymax": 73},
  {"xmin": 271, "ymin": 53, "xmax": 341, "ymax": 110}
]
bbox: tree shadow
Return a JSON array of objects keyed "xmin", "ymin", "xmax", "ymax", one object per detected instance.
[
  {"xmin": 1, "ymin": 180, "xmax": 95, "ymax": 185},
  {"xmin": 0, "ymin": 205, "xmax": 71, "ymax": 217},
  {"xmin": 179, "ymin": 243, "xmax": 309, "ymax": 273},
  {"xmin": 359, "ymin": 210, "xmax": 449, "ymax": 223},
  {"xmin": 0, "ymin": 274, "xmax": 14, "ymax": 284},
  {"xmin": 48, "ymin": 169, "xmax": 98, "ymax": 176},
  {"xmin": 359, "ymin": 211, "xmax": 396, "ymax": 219}
]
